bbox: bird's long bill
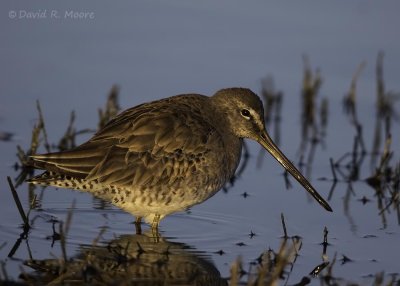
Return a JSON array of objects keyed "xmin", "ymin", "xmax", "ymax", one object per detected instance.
[{"xmin": 258, "ymin": 130, "xmax": 333, "ymax": 212}]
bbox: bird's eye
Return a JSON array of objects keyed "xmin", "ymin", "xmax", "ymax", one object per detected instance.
[{"xmin": 241, "ymin": 109, "xmax": 251, "ymax": 119}]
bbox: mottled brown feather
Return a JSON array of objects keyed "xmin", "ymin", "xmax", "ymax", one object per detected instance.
[{"xmin": 31, "ymin": 94, "xmax": 228, "ymax": 190}]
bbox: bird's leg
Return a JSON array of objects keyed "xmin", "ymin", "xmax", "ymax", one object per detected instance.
[
  {"xmin": 134, "ymin": 216, "xmax": 142, "ymax": 234},
  {"xmin": 151, "ymin": 214, "xmax": 160, "ymax": 229},
  {"xmin": 151, "ymin": 214, "xmax": 161, "ymax": 240}
]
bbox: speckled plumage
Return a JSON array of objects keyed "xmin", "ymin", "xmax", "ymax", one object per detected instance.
[{"xmin": 29, "ymin": 88, "xmax": 332, "ymax": 229}]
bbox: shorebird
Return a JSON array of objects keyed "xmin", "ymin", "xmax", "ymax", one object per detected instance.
[{"xmin": 29, "ymin": 88, "xmax": 332, "ymax": 230}]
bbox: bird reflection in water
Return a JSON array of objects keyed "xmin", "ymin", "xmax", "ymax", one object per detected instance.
[{"xmin": 23, "ymin": 231, "xmax": 227, "ymax": 286}]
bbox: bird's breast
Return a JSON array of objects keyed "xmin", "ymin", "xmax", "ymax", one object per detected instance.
[{"xmin": 201, "ymin": 134, "xmax": 242, "ymax": 189}]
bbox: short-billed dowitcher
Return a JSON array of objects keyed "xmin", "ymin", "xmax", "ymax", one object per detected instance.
[{"xmin": 29, "ymin": 88, "xmax": 332, "ymax": 230}]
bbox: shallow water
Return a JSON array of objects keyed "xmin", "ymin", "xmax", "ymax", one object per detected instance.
[{"xmin": 1, "ymin": 1, "xmax": 400, "ymax": 284}]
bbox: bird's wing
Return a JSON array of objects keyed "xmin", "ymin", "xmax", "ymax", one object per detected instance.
[{"xmin": 31, "ymin": 98, "xmax": 224, "ymax": 189}]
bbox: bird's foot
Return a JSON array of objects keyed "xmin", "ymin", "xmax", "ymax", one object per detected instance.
[{"xmin": 134, "ymin": 216, "xmax": 142, "ymax": 234}]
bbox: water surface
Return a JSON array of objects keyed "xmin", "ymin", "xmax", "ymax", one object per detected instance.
[{"xmin": 1, "ymin": 1, "xmax": 400, "ymax": 284}]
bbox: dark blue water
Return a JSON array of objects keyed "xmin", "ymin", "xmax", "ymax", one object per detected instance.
[{"xmin": 1, "ymin": 1, "xmax": 399, "ymax": 284}]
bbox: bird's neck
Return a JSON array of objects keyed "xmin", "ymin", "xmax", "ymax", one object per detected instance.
[{"xmin": 207, "ymin": 102, "xmax": 243, "ymax": 180}]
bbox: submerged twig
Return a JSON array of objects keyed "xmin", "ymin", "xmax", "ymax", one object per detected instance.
[
  {"xmin": 229, "ymin": 257, "xmax": 243, "ymax": 286},
  {"xmin": 98, "ymin": 85, "xmax": 120, "ymax": 130},
  {"xmin": 298, "ymin": 55, "xmax": 328, "ymax": 182},
  {"xmin": 36, "ymin": 100, "xmax": 51, "ymax": 153},
  {"xmin": 329, "ymin": 158, "xmax": 337, "ymax": 182},
  {"xmin": 281, "ymin": 213, "xmax": 288, "ymax": 239},
  {"xmin": 14, "ymin": 101, "xmax": 50, "ymax": 186},
  {"xmin": 58, "ymin": 199, "xmax": 76, "ymax": 269},
  {"xmin": 309, "ymin": 228, "xmax": 330, "ymax": 279},
  {"xmin": 343, "ymin": 61, "xmax": 366, "ymax": 118},
  {"xmin": 257, "ymin": 76, "xmax": 283, "ymax": 168},
  {"xmin": 7, "ymin": 176, "xmax": 29, "ymax": 230},
  {"xmin": 0, "ymin": 261, "xmax": 9, "ymax": 282},
  {"xmin": 371, "ymin": 52, "xmax": 400, "ymax": 169},
  {"xmin": 322, "ymin": 226, "xmax": 329, "ymax": 258},
  {"xmin": 0, "ymin": 131, "xmax": 14, "ymax": 142}
]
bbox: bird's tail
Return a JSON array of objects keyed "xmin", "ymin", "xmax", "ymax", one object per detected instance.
[{"xmin": 27, "ymin": 171, "xmax": 68, "ymax": 187}]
